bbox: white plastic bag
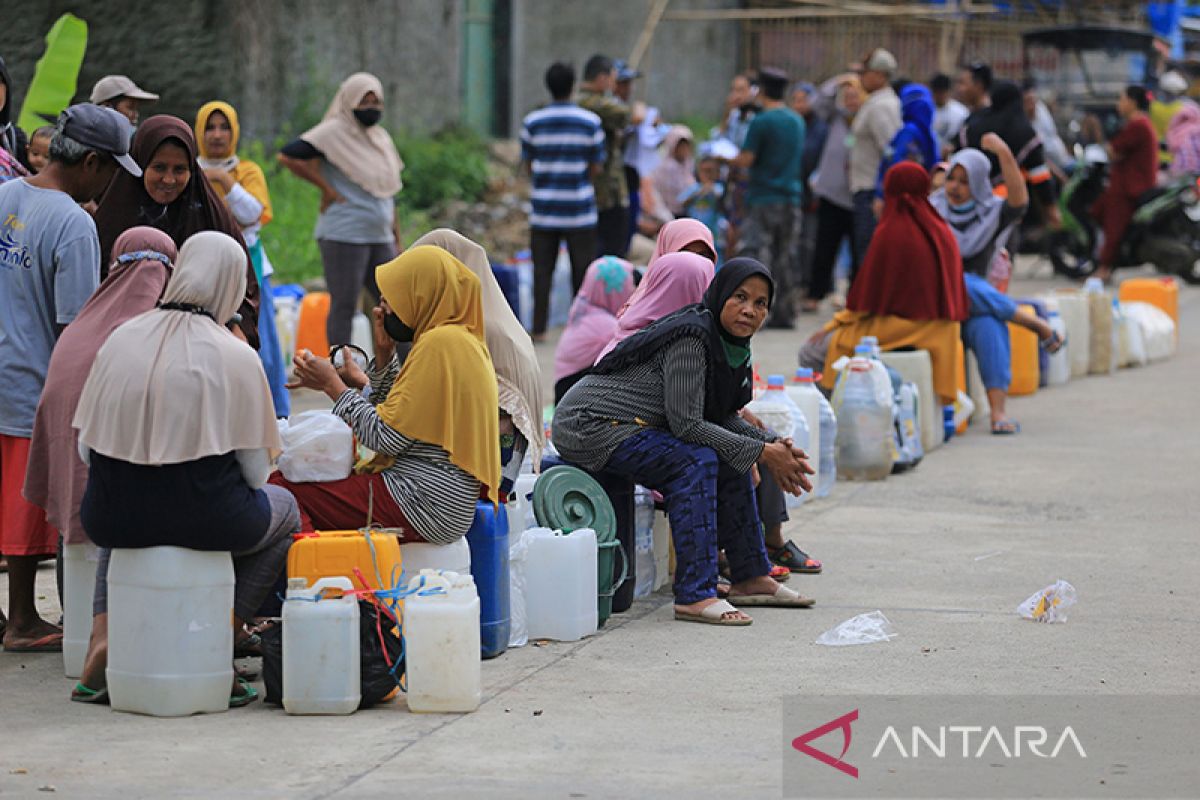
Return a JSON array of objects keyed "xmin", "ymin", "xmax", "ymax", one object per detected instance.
[
  {"xmin": 277, "ymin": 411, "xmax": 354, "ymax": 483},
  {"xmin": 1121, "ymin": 302, "xmax": 1176, "ymax": 362},
  {"xmin": 1017, "ymin": 580, "xmax": 1077, "ymax": 624},
  {"xmin": 507, "ymin": 528, "xmax": 532, "ymax": 648},
  {"xmin": 815, "ymin": 610, "xmax": 897, "ymax": 646}
]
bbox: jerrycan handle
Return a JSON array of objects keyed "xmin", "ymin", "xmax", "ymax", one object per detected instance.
[
  {"xmin": 406, "ymin": 568, "xmax": 452, "ymax": 596},
  {"xmin": 309, "ymin": 576, "xmax": 355, "ymax": 601}
]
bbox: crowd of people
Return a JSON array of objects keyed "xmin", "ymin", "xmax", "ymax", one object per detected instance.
[{"xmin": 0, "ymin": 43, "xmax": 1193, "ymax": 697}]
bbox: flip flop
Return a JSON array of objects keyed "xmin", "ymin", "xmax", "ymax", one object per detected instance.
[
  {"xmin": 674, "ymin": 598, "xmax": 753, "ymax": 626},
  {"xmin": 991, "ymin": 419, "xmax": 1021, "ymax": 435},
  {"xmin": 71, "ymin": 682, "xmax": 110, "ymax": 705},
  {"xmin": 229, "ymin": 677, "xmax": 259, "ymax": 708},
  {"xmin": 3, "ymin": 631, "xmax": 63, "ymax": 653},
  {"xmin": 727, "ymin": 585, "xmax": 816, "ymax": 608}
]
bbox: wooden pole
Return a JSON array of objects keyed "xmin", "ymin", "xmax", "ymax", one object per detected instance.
[{"xmin": 629, "ymin": 0, "xmax": 672, "ymax": 71}]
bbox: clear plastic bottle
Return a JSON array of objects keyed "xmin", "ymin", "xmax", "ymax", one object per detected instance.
[
  {"xmin": 633, "ymin": 486, "xmax": 656, "ymax": 598},
  {"xmin": 747, "ymin": 374, "xmax": 811, "ymax": 507},
  {"xmin": 815, "ymin": 389, "xmax": 838, "ymax": 498},
  {"xmin": 834, "ymin": 351, "xmax": 893, "ymax": 481}
]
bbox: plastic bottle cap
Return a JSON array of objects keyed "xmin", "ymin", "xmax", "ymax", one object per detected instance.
[
  {"xmin": 1084, "ymin": 277, "xmax": 1104, "ymax": 293},
  {"xmin": 767, "ymin": 374, "xmax": 786, "ymax": 387},
  {"xmin": 1048, "ymin": 310, "xmax": 1060, "ymax": 317},
  {"xmin": 793, "ymin": 367, "xmax": 815, "ymax": 382},
  {"xmin": 854, "ymin": 344, "xmax": 871, "ymax": 355}
]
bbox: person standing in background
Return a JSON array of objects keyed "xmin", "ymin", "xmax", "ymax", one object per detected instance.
[
  {"xmin": 578, "ymin": 54, "xmax": 631, "ymax": 258},
  {"xmin": 848, "ymin": 48, "xmax": 901, "ymax": 284},
  {"xmin": 791, "ymin": 82, "xmax": 827, "ymax": 294},
  {"xmin": 614, "ymin": 60, "xmax": 656, "ymax": 253},
  {"xmin": 1151, "ymin": 71, "xmax": 1190, "ymax": 170},
  {"xmin": 278, "ymin": 72, "xmax": 403, "ymax": 348},
  {"xmin": 1091, "ymin": 86, "xmax": 1158, "ymax": 283},
  {"xmin": 930, "ymin": 73, "xmax": 969, "ymax": 152},
  {"xmin": 89, "ymin": 75, "xmax": 159, "ymax": 127},
  {"xmin": 521, "ymin": 62, "xmax": 605, "ymax": 340},
  {"xmin": 719, "ymin": 72, "xmax": 761, "ymax": 256},
  {"xmin": 956, "ymin": 62, "xmax": 993, "ymax": 114}
]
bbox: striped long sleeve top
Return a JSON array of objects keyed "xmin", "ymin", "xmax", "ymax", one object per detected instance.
[
  {"xmin": 551, "ymin": 336, "xmax": 775, "ymax": 474},
  {"xmin": 331, "ymin": 357, "xmax": 479, "ymax": 544}
]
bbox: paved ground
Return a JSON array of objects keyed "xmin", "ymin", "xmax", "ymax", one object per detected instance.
[{"xmin": 2, "ymin": 260, "xmax": 1198, "ymax": 799}]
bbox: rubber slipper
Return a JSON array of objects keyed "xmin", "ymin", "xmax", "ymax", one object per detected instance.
[
  {"xmin": 229, "ymin": 677, "xmax": 259, "ymax": 708},
  {"xmin": 3, "ymin": 631, "xmax": 63, "ymax": 653},
  {"xmin": 728, "ymin": 585, "xmax": 815, "ymax": 608},
  {"xmin": 716, "ymin": 576, "xmax": 731, "ymax": 599},
  {"xmin": 991, "ymin": 419, "xmax": 1021, "ymax": 435},
  {"xmin": 770, "ymin": 541, "xmax": 823, "ymax": 574},
  {"xmin": 71, "ymin": 682, "xmax": 110, "ymax": 705},
  {"xmin": 769, "ymin": 564, "xmax": 792, "ymax": 582},
  {"xmin": 674, "ymin": 598, "xmax": 753, "ymax": 626}
]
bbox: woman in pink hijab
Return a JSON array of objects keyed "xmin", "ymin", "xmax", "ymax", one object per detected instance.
[
  {"xmin": 618, "ymin": 219, "xmax": 717, "ymax": 318},
  {"xmin": 597, "ymin": 252, "xmax": 715, "ymax": 362},
  {"xmin": 553, "ymin": 256, "xmax": 636, "ymax": 403}
]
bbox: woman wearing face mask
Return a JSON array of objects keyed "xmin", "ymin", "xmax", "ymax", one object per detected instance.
[
  {"xmin": 278, "ymin": 73, "xmax": 404, "ymax": 348},
  {"xmin": 274, "ymin": 246, "xmax": 500, "ymax": 545},
  {"xmin": 803, "ymin": 74, "xmax": 865, "ymax": 313},
  {"xmin": 554, "ymin": 258, "xmax": 815, "ymax": 626},
  {"xmin": 93, "ymin": 115, "xmax": 261, "ymax": 345},
  {"xmin": 195, "ymin": 101, "xmax": 289, "ymax": 416}
]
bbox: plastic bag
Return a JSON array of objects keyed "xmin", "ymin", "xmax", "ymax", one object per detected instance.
[
  {"xmin": 1017, "ymin": 580, "xmax": 1077, "ymax": 624},
  {"xmin": 815, "ymin": 610, "xmax": 897, "ymax": 646},
  {"xmin": 1122, "ymin": 302, "xmax": 1176, "ymax": 362},
  {"xmin": 508, "ymin": 529, "xmax": 530, "ymax": 648},
  {"xmin": 277, "ymin": 410, "xmax": 354, "ymax": 482}
]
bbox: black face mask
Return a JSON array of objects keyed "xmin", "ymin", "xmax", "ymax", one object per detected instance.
[
  {"xmin": 353, "ymin": 107, "xmax": 382, "ymax": 127},
  {"xmin": 382, "ymin": 312, "xmax": 415, "ymax": 343}
]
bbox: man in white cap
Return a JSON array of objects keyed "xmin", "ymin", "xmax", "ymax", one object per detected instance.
[
  {"xmin": 1151, "ymin": 70, "xmax": 1190, "ymax": 168},
  {"xmin": 848, "ymin": 47, "xmax": 901, "ymax": 282},
  {"xmin": 0, "ymin": 103, "xmax": 141, "ymax": 652},
  {"xmin": 89, "ymin": 75, "xmax": 159, "ymax": 126}
]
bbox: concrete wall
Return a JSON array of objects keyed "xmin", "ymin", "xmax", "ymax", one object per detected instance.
[{"xmin": 508, "ymin": 0, "xmax": 741, "ymax": 134}]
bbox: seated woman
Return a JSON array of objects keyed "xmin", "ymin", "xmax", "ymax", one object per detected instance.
[
  {"xmin": 553, "ymin": 256, "xmax": 636, "ymax": 404},
  {"xmin": 801, "ymin": 161, "xmax": 969, "ymax": 409},
  {"xmin": 73, "ymin": 231, "xmax": 299, "ymax": 707},
  {"xmin": 930, "ymin": 138, "xmax": 1062, "ymax": 434},
  {"xmin": 195, "ymin": 101, "xmax": 289, "ymax": 417},
  {"xmin": 275, "ymin": 245, "xmax": 500, "ymax": 543},
  {"xmin": 554, "ymin": 259, "xmax": 814, "ymax": 626},
  {"xmin": 93, "ymin": 114, "xmax": 260, "ymax": 346},
  {"xmin": 411, "ymin": 229, "xmax": 544, "ymax": 497}
]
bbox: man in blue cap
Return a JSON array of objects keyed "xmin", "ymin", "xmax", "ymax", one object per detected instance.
[{"xmin": 0, "ymin": 103, "xmax": 140, "ymax": 652}]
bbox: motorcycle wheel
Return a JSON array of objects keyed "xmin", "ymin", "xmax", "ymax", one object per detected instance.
[
  {"xmin": 1047, "ymin": 231, "xmax": 1095, "ymax": 280},
  {"xmin": 1138, "ymin": 238, "xmax": 1200, "ymax": 285}
]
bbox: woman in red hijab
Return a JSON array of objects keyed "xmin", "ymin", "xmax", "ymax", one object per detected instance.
[{"xmin": 799, "ymin": 162, "xmax": 967, "ymax": 405}]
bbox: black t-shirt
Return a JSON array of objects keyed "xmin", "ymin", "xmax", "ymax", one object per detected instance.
[{"xmin": 279, "ymin": 138, "xmax": 321, "ymax": 160}]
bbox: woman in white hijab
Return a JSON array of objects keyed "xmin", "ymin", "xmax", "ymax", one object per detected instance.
[
  {"xmin": 70, "ymin": 231, "xmax": 300, "ymax": 706},
  {"xmin": 412, "ymin": 229, "xmax": 546, "ymax": 494}
]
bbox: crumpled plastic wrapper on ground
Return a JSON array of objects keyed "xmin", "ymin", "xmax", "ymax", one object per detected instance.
[
  {"xmin": 815, "ymin": 610, "xmax": 897, "ymax": 646},
  {"xmin": 1017, "ymin": 580, "xmax": 1077, "ymax": 623}
]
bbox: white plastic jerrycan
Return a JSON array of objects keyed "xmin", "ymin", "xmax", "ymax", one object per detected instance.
[
  {"xmin": 107, "ymin": 547, "xmax": 234, "ymax": 717},
  {"xmin": 399, "ymin": 537, "xmax": 471, "ymax": 585},
  {"xmin": 62, "ymin": 541, "xmax": 100, "ymax": 678},
  {"xmin": 404, "ymin": 570, "xmax": 482, "ymax": 713},
  {"xmin": 282, "ymin": 576, "xmax": 361, "ymax": 715},
  {"xmin": 524, "ymin": 527, "xmax": 599, "ymax": 642},
  {"xmin": 1045, "ymin": 309, "xmax": 1071, "ymax": 386}
]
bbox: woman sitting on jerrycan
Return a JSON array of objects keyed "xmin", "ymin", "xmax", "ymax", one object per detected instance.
[{"xmin": 275, "ymin": 245, "xmax": 501, "ymax": 544}]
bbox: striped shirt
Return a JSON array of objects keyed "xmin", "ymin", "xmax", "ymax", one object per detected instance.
[
  {"xmin": 521, "ymin": 102, "xmax": 605, "ymax": 230},
  {"xmin": 551, "ymin": 336, "xmax": 775, "ymax": 474},
  {"xmin": 331, "ymin": 357, "xmax": 479, "ymax": 545}
]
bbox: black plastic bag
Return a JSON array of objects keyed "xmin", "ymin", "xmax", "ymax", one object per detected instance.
[{"xmin": 261, "ymin": 599, "xmax": 403, "ymax": 709}]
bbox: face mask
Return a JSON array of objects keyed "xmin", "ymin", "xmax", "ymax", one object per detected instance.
[
  {"xmin": 353, "ymin": 107, "xmax": 382, "ymax": 127},
  {"xmin": 950, "ymin": 199, "xmax": 976, "ymax": 214},
  {"xmin": 382, "ymin": 312, "xmax": 415, "ymax": 343}
]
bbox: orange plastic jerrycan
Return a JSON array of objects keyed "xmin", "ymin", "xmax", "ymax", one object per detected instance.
[
  {"xmin": 954, "ymin": 338, "xmax": 968, "ymax": 434},
  {"xmin": 1008, "ymin": 304, "xmax": 1040, "ymax": 397},
  {"xmin": 287, "ymin": 530, "xmax": 403, "ymax": 594},
  {"xmin": 1118, "ymin": 277, "xmax": 1178, "ymax": 328},
  {"xmin": 295, "ymin": 292, "xmax": 331, "ymax": 358}
]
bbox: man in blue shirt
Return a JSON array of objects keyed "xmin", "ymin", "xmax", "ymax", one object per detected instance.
[
  {"xmin": 521, "ymin": 62, "xmax": 605, "ymax": 338},
  {"xmin": 729, "ymin": 67, "xmax": 805, "ymax": 328}
]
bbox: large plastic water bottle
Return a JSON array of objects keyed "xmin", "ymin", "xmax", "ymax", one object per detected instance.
[
  {"xmin": 815, "ymin": 390, "xmax": 838, "ymax": 498},
  {"xmin": 282, "ymin": 577, "xmax": 361, "ymax": 715},
  {"xmin": 834, "ymin": 351, "xmax": 893, "ymax": 481},
  {"xmin": 747, "ymin": 374, "xmax": 811, "ymax": 507},
  {"xmin": 404, "ymin": 570, "xmax": 482, "ymax": 713},
  {"xmin": 633, "ymin": 486, "xmax": 656, "ymax": 598},
  {"xmin": 787, "ymin": 368, "xmax": 824, "ymax": 494},
  {"xmin": 1045, "ymin": 309, "xmax": 1070, "ymax": 385}
]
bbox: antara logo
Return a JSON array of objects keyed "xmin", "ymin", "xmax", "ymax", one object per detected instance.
[{"xmin": 792, "ymin": 710, "xmax": 1088, "ymax": 779}]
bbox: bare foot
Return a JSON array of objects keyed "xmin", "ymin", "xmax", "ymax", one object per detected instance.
[{"xmin": 674, "ymin": 597, "xmax": 751, "ymax": 623}]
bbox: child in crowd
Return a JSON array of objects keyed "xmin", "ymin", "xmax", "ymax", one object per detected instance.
[
  {"xmin": 678, "ymin": 155, "xmax": 727, "ymax": 263},
  {"xmin": 24, "ymin": 127, "xmax": 53, "ymax": 174}
]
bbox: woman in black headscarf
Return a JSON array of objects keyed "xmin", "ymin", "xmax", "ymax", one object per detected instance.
[
  {"xmin": 552, "ymin": 258, "xmax": 815, "ymax": 627},
  {"xmin": 959, "ymin": 79, "xmax": 1057, "ymax": 216}
]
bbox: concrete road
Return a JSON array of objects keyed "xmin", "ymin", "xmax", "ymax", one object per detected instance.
[{"xmin": 2, "ymin": 264, "xmax": 1198, "ymax": 799}]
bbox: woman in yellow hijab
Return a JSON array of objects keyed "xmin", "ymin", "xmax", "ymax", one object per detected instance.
[
  {"xmin": 276, "ymin": 246, "xmax": 500, "ymax": 545},
  {"xmin": 195, "ymin": 100, "xmax": 290, "ymax": 417}
]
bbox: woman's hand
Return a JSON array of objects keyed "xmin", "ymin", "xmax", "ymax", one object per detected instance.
[
  {"xmin": 371, "ymin": 306, "xmax": 395, "ymax": 365},
  {"xmin": 740, "ymin": 408, "xmax": 766, "ymax": 430},
  {"xmin": 759, "ymin": 441, "xmax": 814, "ymax": 496},
  {"xmin": 202, "ymin": 167, "xmax": 236, "ymax": 191},
  {"xmin": 320, "ymin": 187, "xmax": 347, "ymax": 213},
  {"xmin": 286, "ymin": 349, "xmax": 348, "ymax": 400},
  {"xmin": 335, "ymin": 354, "xmax": 369, "ymax": 390},
  {"xmin": 980, "ymin": 132, "xmax": 1011, "ymax": 158}
]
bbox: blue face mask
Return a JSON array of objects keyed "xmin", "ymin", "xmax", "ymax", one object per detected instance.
[{"xmin": 950, "ymin": 199, "xmax": 976, "ymax": 214}]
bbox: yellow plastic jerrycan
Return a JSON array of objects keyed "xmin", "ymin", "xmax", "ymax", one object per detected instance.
[
  {"xmin": 287, "ymin": 530, "xmax": 403, "ymax": 594},
  {"xmin": 295, "ymin": 291, "xmax": 332, "ymax": 358},
  {"xmin": 1118, "ymin": 277, "xmax": 1178, "ymax": 328},
  {"xmin": 1008, "ymin": 304, "xmax": 1040, "ymax": 397}
]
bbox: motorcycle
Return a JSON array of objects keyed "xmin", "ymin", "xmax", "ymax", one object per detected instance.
[{"xmin": 1047, "ymin": 146, "xmax": 1200, "ymax": 284}]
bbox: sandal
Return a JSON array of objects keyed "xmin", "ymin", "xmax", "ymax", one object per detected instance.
[
  {"xmin": 991, "ymin": 419, "xmax": 1021, "ymax": 435},
  {"xmin": 674, "ymin": 598, "xmax": 752, "ymax": 626},
  {"xmin": 721, "ymin": 562, "xmax": 791, "ymax": 582},
  {"xmin": 769, "ymin": 541, "xmax": 823, "ymax": 574},
  {"xmin": 716, "ymin": 576, "xmax": 731, "ymax": 599},
  {"xmin": 3, "ymin": 630, "xmax": 63, "ymax": 653},
  {"xmin": 71, "ymin": 682, "xmax": 110, "ymax": 705},
  {"xmin": 229, "ymin": 677, "xmax": 259, "ymax": 708},
  {"xmin": 727, "ymin": 584, "xmax": 816, "ymax": 608}
]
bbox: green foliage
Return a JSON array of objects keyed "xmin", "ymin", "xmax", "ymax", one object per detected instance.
[{"xmin": 246, "ymin": 128, "xmax": 489, "ymax": 285}]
